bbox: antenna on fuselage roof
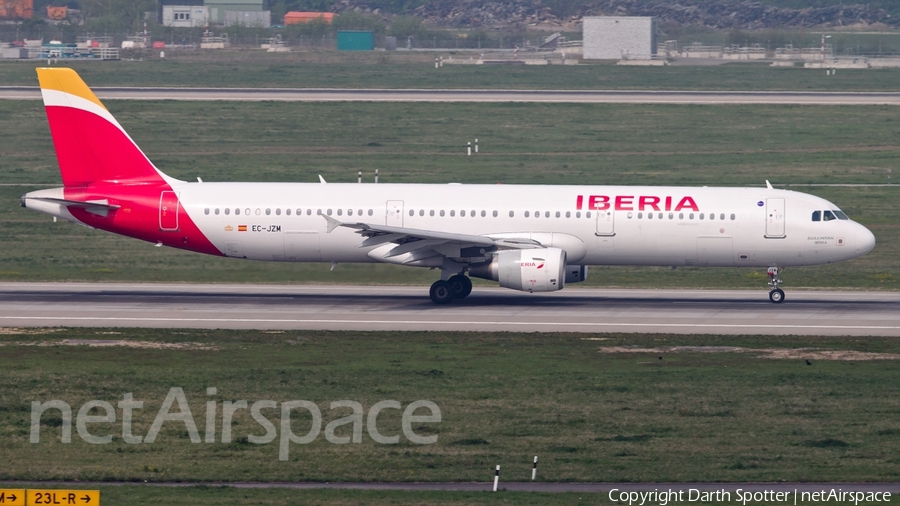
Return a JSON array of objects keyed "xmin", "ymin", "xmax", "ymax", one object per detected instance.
[
  {"xmin": 318, "ymin": 175, "xmax": 327, "ymax": 184},
  {"xmin": 765, "ymin": 180, "xmax": 773, "ymax": 189}
]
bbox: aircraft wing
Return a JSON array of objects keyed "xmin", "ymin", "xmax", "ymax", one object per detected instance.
[{"xmin": 323, "ymin": 215, "xmax": 539, "ymax": 263}]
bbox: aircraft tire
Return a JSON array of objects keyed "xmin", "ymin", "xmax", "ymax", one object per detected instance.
[
  {"xmin": 769, "ymin": 288, "xmax": 785, "ymax": 304},
  {"xmin": 448, "ymin": 275, "xmax": 472, "ymax": 299},
  {"xmin": 430, "ymin": 280, "xmax": 455, "ymax": 304}
]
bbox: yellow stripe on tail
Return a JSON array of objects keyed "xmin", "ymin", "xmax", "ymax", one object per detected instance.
[{"xmin": 36, "ymin": 67, "xmax": 107, "ymax": 111}]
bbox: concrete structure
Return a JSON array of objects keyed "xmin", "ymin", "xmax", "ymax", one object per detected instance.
[
  {"xmin": 162, "ymin": 5, "xmax": 209, "ymax": 27},
  {"xmin": 583, "ymin": 16, "xmax": 656, "ymax": 60},
  {"xmin": 204, "ymin": 0, "xmax": 264, "ymax": 24},
  {"xmin": 224, "ymin": 10, "xmax": 270, "ymax": 27}
]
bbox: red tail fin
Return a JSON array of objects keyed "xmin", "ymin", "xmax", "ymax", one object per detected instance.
[{"xmin": 37, "ymin": 67, "xmax": 173, "ymax": 187}]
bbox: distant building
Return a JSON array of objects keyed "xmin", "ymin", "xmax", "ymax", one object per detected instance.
[
  {"xmin": 224, "ymin": 10, "xmax": 270, "ymax": 27},
  {"xmin": 583, "ymin": 17, "xmax": 656, "ymax": 60},
  {"xmin": 204, "ymin": 0, "xmax": 265, "ymax": 24},
  {"xmin": 284, "ymin": 11, "xmax": 334, "ymax": 25},
  {"xmin": 162, "ymin": 5, "xmax": 209, "ymax": 27}
]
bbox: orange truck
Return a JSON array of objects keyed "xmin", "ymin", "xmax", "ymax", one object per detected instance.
[
  {"xmin": 284, "ymin": 11, "xmax": 334, "ymax": 25},
  {"xmin": 0, "ymin": 0, "xmax": 34, "ymax": 19}
]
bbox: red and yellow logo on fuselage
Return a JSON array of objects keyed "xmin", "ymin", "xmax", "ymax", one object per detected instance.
[{"xmin": 576, "ymin": 195, "xmax": 699, "ymax": 212}]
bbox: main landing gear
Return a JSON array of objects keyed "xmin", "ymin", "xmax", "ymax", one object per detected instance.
[
  {"xmin": 767, "ymin": 266, "xmax": 785, "ymax": 304},
  {"xmin": 429, "ymin": 274, "xmax": 472, "ymax": 304}
]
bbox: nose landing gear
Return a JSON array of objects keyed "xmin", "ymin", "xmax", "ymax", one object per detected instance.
[{"xmin": 767, "ymin": 266, "xmax": 785, "ymax": 303}]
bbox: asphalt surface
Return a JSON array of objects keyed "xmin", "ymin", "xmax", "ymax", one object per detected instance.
[
  {"xmin": 3, "ymin": 86, "xmax": 900, "ymax": 104},
  {"xmin": 1, "ymin": 283, "xmax": 898, "ymax": 336},
  {"xmin": 2, "ymin": 480, "xmax": 899, "ymax": 494}
]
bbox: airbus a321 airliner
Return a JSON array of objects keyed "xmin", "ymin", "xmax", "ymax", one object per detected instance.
[{"xmin": 22, "ymin": 68, "xmax": 876, "ymax": 304}]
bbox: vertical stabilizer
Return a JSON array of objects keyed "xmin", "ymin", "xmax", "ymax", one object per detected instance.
[{"xmin": 36, "ymin": 68, "xmax": 176, "ymax": 187}]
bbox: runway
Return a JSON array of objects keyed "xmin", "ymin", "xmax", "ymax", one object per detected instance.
[
  {"xmin": 3, "ymin": 86, "xmax": 900, "ymax": 104},
  {"xmin": 2, "ymin": 283, "xmax": 899, "ymax": 336}
]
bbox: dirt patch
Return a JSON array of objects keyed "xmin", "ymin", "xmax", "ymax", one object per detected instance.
[
  {"xmin": 0, "ymin": 339, "xmax": 217, "ymax": 350},
  {"xmin": 598, "ymin": 346, "xmax": 900, "ymax": 361},
  {"xmin": 0, "ymin": 328, "xmax": 64, "ymax": 335}
]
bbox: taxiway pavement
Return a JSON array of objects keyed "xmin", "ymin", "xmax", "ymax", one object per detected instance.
[
  {"xmin": 3, "ymin": 87, "xmax": 900, "ymax": 104},
  {"xmin": 1, "ymin": 283, "xmax": 898, "ymax": 336}
]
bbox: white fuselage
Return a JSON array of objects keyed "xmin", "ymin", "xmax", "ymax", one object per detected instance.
[{"xmin": 163, "ymin": 182, "xmax": 874, "ymax": 268}]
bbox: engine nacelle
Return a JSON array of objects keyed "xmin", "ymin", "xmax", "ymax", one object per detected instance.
[{"xmin": 469, "ymin": 248, "xmax": 567, "ymax": 292}]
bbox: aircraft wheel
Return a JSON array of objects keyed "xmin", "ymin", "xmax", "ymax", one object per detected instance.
[
  {"xmin": 769, "ymin": 288, "xmax": 785, "ymax": 304},
  {"xmin": 448, "ymin": 274, "xmax": 472, "ymax": 299},
  {"xmin": 429, "ymin": 280, "xmax": 455, "ymax": 304}
]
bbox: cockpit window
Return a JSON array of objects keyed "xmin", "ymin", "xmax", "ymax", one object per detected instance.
[
  {"xmin": 811, "ymin": 211, "xmax": 821, "ymax": 222},
  {"xmin": 823, "ymin": 210, "xmax": 837, "ymax": 221},
  {"xmin": 833, "ymin": 210, "xmax": 849, "ymax": 220}
]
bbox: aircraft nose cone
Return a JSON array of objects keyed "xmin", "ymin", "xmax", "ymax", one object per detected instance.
[{"xmin": 856, "ymin": 224, "xmax": 876, "ymax": 255}]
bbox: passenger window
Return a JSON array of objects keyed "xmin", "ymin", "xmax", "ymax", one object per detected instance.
[
  {"xmin": 248, "ymin": 208, "xmax": 252, "ymax": 216},
  {"xmin": 834, "ymin": 210, "xmax": 849, "ymax": 220},
  {"xmin": 699, "ymin": 213, "xmax": 704, "ymax": 220},
  {"xmin": 337, "ymin": 209, "xmax": 342, "ymax": 216},
  {"xmin": 307, "ymin": 209, "xmax": 312, "ymax": 216},
  {"xmin": 525, "ymin": 211, "xmax": 530, "ymax": 217},
  {"xmin": 450, "ymin": 210, "xmax": 456, "ymax": 217},
  {"xmin": 678, "ymin": 213, "xmax": 683, "ymax": 219},
  {"xmin": 224, "ymin": 208, "xmax": 230, "ymax": 215},
  {"xmin": 710, "ymin": 213, "xmax": 715, "ymax": 221},
  {"xmin": 347, "ymin": 209, "xmax": 353, "ymax": 216},
  {"xmin": 689, "ymin": 213, "xmax": 694, "ymax": 220},
  {"xmin": 720, "ymin": 213, "xmax": 725, "ymax": 220},
  {"xmin": 430, "ymin": 210, "xmax": 435, "ymax": 217},
  {"xmin": 586, "ymin": 212, "xmax": 591, "ymax": 218},
  {"xmin": 509, "ymin": 211, "xmax": 514, "ymax": 217},
  {"xmin": 565, "ymin": 211, "xmax": 571, "ymax": 218},
  {"xmin": 420, "ymin": 210, "xmax": 425, "ymax": 217},
  {"xmin": 215, "ymin": 208, "xmax": 220, "ymax": 215},
  {"xmin": 627, "ymin": 212, "xmax": 633, "ymax": 219},
  {"xmin": 730, "ymin": 213, "xmax": 735, "ymax": 220},
  {"xmin": 204, "ymin": 208, "xmax": 209, "ymax": 215},
  {"xmin": 545, "ymin": 211, "xmax": 550, "ymax": 218},
  {"xmin": 409, "ymin": 210, "xmax": 414, "ymax": 217},
  {"xmin": 276, "ymin": 209, "xmax": 281, "ymax": 216},
  {"xmin": 657, "ymin": 213, "xmax": 662, "ymax": 219},
  {"xmin": 556, "ymin": 211, "xmax": 560, "ymax": 218},
  {"xmin": 471, "ymin": 210, "xmax": 476, "ymax": 217},
  {"xmin": 235, "ymin": 208, "xmax": 240, "ymax": 215},
  {"xmin": 368, "ymin": 209, "xmax": 373, "ymax": 216},
  {"xmin": 668, "ymin": 213, "xmax": 673, "ymax": 219},
  {"xmin": 637, "ymin": 212, "xmax": 642, "ymax": 219},
  {"xmin": 576, "ymin": 212, "xmax": 581, "ymax": 218},
  {"xmin": 440, "ymin": 210, "xmax": 445, "ymax": 217},
  {"xmin": 358, "ymin": 209, "xmax": 363, "ymax": 216},
  {"xmin": 823, "ymin": 210, "xmax": 836, "ymax": 221},
  {"xmin": 482, "ymin": 210, "xmax": 487, "ymax": 217}
]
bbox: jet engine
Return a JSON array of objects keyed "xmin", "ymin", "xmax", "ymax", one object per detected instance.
[{"xmin": 469, "ymin": 248, "xmax": 567, "ymax": 292}]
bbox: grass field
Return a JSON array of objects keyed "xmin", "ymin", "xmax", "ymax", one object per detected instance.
[
  {"xmin": 3, "ymin": 52, "xmax": 900, "ymax": 91},
  {"xmin": 2, "ymin": 99, "xmax": 897, "ymax": 289},
  {"xmin": 2, "ymin": 328, "xmax": 900, "ymax": 484}
]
